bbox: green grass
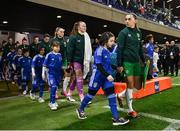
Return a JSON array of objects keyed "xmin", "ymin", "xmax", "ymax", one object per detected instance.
[
  {"xmin": 0, "ymin": 75, "xmax": 179, "ymax": 130},
  {"xmin": 0, "ymin": 95, "xmax": 169, "ymax": 130}
]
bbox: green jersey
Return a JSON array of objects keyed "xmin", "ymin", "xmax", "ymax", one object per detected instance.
[
  {"xmin": 67, "ymin": 33, "xmax": 85, "ymax": 65},
  {"xmin": 117, "ymin": 27, "xmax": 144, "ymax": 67}
]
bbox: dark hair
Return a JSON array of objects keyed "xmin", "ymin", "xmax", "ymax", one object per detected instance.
[
  {"xmin": 23, "ymin": 49, "xmax": 29, "ymax": 54},
  {"xmin": 10, "ymin": 47, "xmax": 15, "ymax": 51},
  {"xmin": 127, "ymin": 13, "xmax": 138, "ymax": 28},
  {"xmin": 44, "ymin": 33, "xmax": 50, "ymax": 38},
  {"xmin": 130, "ymin": 13, "xmax": 137, "ymax": 20},
  {"xmin": 70, "ymin": 21, "xmax": 85, "ymax": 36},
  {"xmin": 39, "ymin": 47, "xmax": 45, "ymax": 52},
  {"xmin": 33, "ymin": 36, "xmax": 39, "ymax": 40},
  {"xmin": 145, "ymin": 34, "xmax": 153, "ymax": 43},
  {"xmin": 51, "ymin": 40, "xmax": 60, "ymax": 47},
  {"xmin": 22, "ymin": 37, "xmax": 27, "ymax": 42},
  {"xmin": 99, "ymin": 32, "xmax": 114, "ymax": 46}
]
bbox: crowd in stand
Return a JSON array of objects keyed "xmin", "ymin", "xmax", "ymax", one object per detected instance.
[{"xmin": 92, "ymin": 0, "xmax": 180, "ymax": 29}]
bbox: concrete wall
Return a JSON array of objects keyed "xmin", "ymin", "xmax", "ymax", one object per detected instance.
[{"xmin": 27, "ymin": 0, "xmax": 180, "ymax": 38}]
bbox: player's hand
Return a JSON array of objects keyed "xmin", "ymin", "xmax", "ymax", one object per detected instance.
[
  {"xmin": 42, "ymin": 74, "xmax": 46, "ymax": 81},
  {"xmin": 32, "ymin": 73, "xmax": 35, "ymax": 80},
  {"xmin": 117, "ymin": 67, "xmax": 123, "ymax": 73},
  {"xmin": 68, "ymin": 63, "xmax": 73, "ymax": 69},
  {"xmin": 107, "ymin": 75, "xmax": 114, "ymax": 82}
]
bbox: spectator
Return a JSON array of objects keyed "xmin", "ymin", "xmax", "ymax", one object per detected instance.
[
  {"xmin": 18, "ymin": 38, "xmax": 30, "ymax": 51},
  {"xmin": 169, "ymin": 41, "xmax": 180, "ymax": 76},
  {"xmin": 39, "ymin": 34, "xmax": 51, "ymax": 55},
  {"xmin": 29, "ymin": 36, "xmax": 40, "ymax": 58}
]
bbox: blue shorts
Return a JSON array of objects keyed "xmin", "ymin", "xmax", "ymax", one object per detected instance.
[
  {"xmin": 47, "ymin": 74, "xmax": 61, "ymax": 87},
  {"xmin": 89, "ymin": 71, "xmax": 113, "ymax": 91},
  {"xmin": 21, "ymin": 71, "xmax": 31, "ymax": 81},
  {"xmin": 32, "ymin": 76, "xmax": 45, "ymax": 86}
]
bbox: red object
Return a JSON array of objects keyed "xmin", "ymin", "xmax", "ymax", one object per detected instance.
[
  {"xmin": 97, "ymin": 77, "xmax": 172, "ymax": 99},
  {"xmin": 128, "ymin": 111, "xmax": 138, "ymax": 118}
]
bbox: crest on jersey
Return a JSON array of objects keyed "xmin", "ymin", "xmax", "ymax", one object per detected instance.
[
  {"xmin": 93, "ymin": 82, "xmax": 97, "ymax": 88},
  {"xmin": 137, "ymin": 33, "xmax": 140, "ymax": 40},
  {"xmin": 137, "ymin": 33, "xmax": 140, "ymax": 38},
  {"xmin": 128, "ymin": 34, "xmax": 131, "ymax": 37}
]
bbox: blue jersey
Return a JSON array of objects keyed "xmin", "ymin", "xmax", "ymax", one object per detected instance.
[
  {"xmin": 146, "ymin": 42, "xmax": 154, "ymax": 59},
  {"xmin": 94, "ymin": 46, "xmax": 113, "ymax": 76},
  {"xmin": 13, "ymin": 55, "xmax": 22, "ymax": 70},
  {"xmin": 7, "ymin": 51, "xmax": 16, "ymax": 65},
  {"xmin": 89, "ymin": 46, "xmax": 114, "ymax": 90},
  {"xmin": 32, "ymin": 54, "xmax": 45, "ymax": 77},
  {"xmin": 19, "ymin": 56, "xmax": 32, "ymax": 74},
  {"xmin": 43, "ymin": 52, "xmax": 62, "ymax": 76}
]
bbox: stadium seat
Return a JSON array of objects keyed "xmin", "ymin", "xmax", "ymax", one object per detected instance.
[{"xmin": 96, "ymin": 77, "xmax": 172, "ymax": 99}]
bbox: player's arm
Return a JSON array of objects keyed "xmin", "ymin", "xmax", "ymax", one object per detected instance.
[
  {"xmin": 117, "ymin": 31, "xmax": 126, "ymax": 73},
  {"xmin": 95, "ymin": 48, "xmax": 113, "ymax": 82},
  {"xmin": 32, "ymin": 56, "xmax": 37, "ymax": 79},
  {"xmin": 12, "ymin": 56, "xmax": 16, "ymax": 70},
  {"xmin": 67, "ymin": 37, "xmax": 75, "ymax": 65},
  {"xmin": 42, "ymin": 54, "xmax": 49, "ymax": 80}
]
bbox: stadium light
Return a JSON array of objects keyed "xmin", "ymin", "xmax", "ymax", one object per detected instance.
[
  {"xmin": 103, "ymin": 25, "xmax": 107, "ymax": 28},
  {"xmin": 57, "ymin": 15, "xmax": 62, "ymax": 18},
  {"xmin": 98, "ymin": 34, "xmax": 102, "ymax": 36},
  {"xmin": 167, "ymin": 0, "xmax": 172, "ymax": 3},
  {"xmin": 2, "ymin": 21, "xmax": 8, "ymax": 24}
]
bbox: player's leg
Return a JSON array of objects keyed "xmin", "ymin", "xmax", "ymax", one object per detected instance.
[
  {"xmin": 67, "ymin": 73, "xmax": 76, "ymax": 102},
  {"xmin": 103, "ymin": 81, "xmax": 129, "ymax": 125},
  {"xmin": 16, "ymin": 71, "xmax": 22, "ymax": 93},
  {"xmin": 30, "ymin": 77, "xmax": 38, "ymax": 100},
  {"xmin": 123, "ymin": 62, "xmax": 137, "ymax": 117},
  {"xmin": 62, "ymin": 70, "xmax": 71, "ymax": 96},
  {"xmin": 47, "ymin": 74, "xmax": 58, "ymax": 110},
  {"xmin": 76, "ymin": 88, "xmax": 98, "ymax": 119},
  {"xmin": 76, "ymin": 71, "xmax": 100, "ymax": 119},
  {"xmin": 38, "ymin": 79, "xmax": 45, "ymax": 103},
  {"xmin": 127, "ymin": 62, "xmax": 142, "ymax": 117},
  {"xmin": 175, "ymin": 60, "xmax": 179, "ymax": 76},
  {"xmin": 73, "ymin": 62, "xmax": 84, "ymax": 101},
  {"xmin": 21, "ymin": 72, "xmax": 29, "ymax": 95}
]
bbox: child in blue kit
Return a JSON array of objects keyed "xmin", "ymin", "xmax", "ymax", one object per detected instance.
[
  {"xmin": 30, "ymin": 47, "xmax": 46, "ymax": 103},
  {"xmin": 7, "ymin": 47, "xmax": 16, "ymax": 83},
  {"xmin": 19, "ymin": 49, "xmax": 32, "ymax": 95},
  {"xmin": 42, "ymin": 41, "xmax": 62, "ymax": 110},
  {"xmin": 76, "ymin": 32, "xmax": 129, "ymax": 126},
  {"xmin": 12, "ymin": 48, "xmax": 23, "ymax": 91}
]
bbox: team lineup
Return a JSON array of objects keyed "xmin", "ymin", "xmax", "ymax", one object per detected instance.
[{"xmin": 2, "ymin": 13, "xmax": 162, "ymax": 126}]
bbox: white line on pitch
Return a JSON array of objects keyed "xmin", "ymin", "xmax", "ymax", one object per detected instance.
[
  {"xmin": 103, "ymin": 106, "xmax": 180, "ymax": 130},
  {"xmin": 172, "ymin": 84, "xmax": 180, "ymax": 86}
]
